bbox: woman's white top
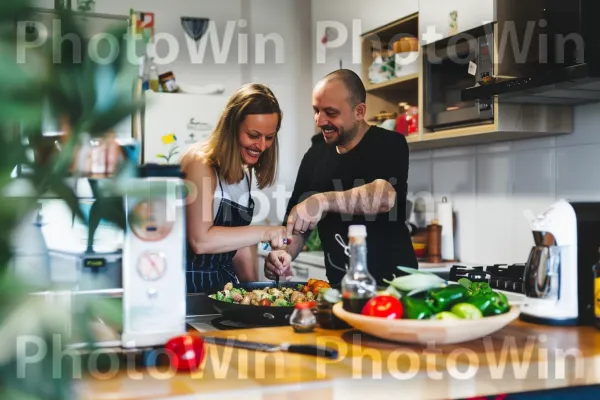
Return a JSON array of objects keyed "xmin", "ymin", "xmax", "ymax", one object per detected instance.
[{"xmin": 213, "ymin": 168, "xmax": 252, "ymax": 219}]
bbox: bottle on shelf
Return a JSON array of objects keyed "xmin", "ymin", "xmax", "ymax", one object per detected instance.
[
  {"xmin": 148, "ymin": 58, "xmax": 160, "ymax": 92},
  {"xmin": 593, "ymin": 247, "xmax": 600, "ymax": 329},
  {"xmin": 341, "ymin": 225, "xmax": 377, "ymax": 314}
]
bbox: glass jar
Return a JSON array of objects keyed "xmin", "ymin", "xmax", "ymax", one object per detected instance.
[{"xmin": 289, "ymin": 301, "xmax": 317, "ymax": 333}]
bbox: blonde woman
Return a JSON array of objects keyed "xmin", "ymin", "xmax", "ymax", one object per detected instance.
[{"xmin": 180, "ymin": 83, "xmax": 289, "ymax": 294}]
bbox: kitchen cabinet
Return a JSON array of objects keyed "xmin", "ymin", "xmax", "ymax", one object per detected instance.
[
  {"xmin": 418, "ymin": 0, "xmax": 495, "ymax": 44},
  {"xmin": 359, "ymin": 0, "xmax": 418, "ymax": 34}
]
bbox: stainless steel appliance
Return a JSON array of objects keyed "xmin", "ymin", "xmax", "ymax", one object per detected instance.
[
  {"xmin": 423, "ymin": 23, "xmax": 495, "ymax": 131},
  {"xmin": 521, "ymin": 200, "xmax": 600, "ymax": 326}
]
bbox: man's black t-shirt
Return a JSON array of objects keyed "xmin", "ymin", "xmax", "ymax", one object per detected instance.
[{"xmin": 285, "ymin": 125, "xmax": 418, "ymax": 285}]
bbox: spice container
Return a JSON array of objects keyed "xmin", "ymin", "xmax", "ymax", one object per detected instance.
[
  {"xmin": 426, "ymin": 220, "xmax": 442, "ymax": 263},
  {"xmin": 290, "ymin": 301, "xmax": 317, "ymax": 333},
  {"xmin": 159, "ymin": 71, "xmax": 179, "ymax": 93}
]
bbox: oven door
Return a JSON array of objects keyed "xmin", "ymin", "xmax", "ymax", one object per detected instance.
[{"xmin": 424, "ymin": 31, "xmax": 494, "ymax": 131}]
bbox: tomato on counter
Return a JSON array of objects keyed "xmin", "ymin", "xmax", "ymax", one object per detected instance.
[
  {"xmin": 361, "ymin": 295, "xmax": 404, "ymax": 319},
  {"xmin": 165, "ymin": 334, "xmax": 206, "ymax": 371}
]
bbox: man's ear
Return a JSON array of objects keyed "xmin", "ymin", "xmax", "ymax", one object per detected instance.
[{"xmin": 355, "ymin": 102, "xmax": 367, "ymax": 121}]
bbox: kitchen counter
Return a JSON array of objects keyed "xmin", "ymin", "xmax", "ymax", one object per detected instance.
[{"xmin": 76, "ymin": 316, "xmax": 600, "ymax": 400}]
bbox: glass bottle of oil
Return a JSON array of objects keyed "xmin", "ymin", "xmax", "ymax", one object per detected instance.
[{"xmin": 341, "ymin": 225, "xmax": 376, "ymax": 314}]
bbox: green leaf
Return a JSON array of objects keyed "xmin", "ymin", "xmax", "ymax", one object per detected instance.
[
  {"xmin": 46, "ymin": 176, "xmax": 87, "ymax": 225},
  {"xmin": 397, "ymin": 266, "xmax": 437, "ymax": 275},
  {"xmin": 458, "ymin": 278, "xmax": 473, "ymax": 290}
]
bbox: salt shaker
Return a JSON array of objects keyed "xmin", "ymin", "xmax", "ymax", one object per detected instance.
[{"xmin": 290, "ymin": 301, "xmax": 317, "ymax": 333}]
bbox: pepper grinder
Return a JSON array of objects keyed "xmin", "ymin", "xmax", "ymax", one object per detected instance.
[{"xmin": 426, "ymin": 220, "xmax": 442, "ymax": 263}]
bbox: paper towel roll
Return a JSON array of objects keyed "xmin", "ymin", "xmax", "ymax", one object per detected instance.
[{"xmin": 437, "ymin": 198, "xmax": 454, "ymax": 261}]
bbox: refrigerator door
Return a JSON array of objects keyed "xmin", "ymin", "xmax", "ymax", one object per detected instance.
[{"xmin": 142, "ymin": 92, "xmax": 228, "ymax": 164}]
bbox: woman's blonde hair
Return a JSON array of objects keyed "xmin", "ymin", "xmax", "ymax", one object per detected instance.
[{"xmin": 201, "ymin": 83, "xmax": 282, "ymax": 189}]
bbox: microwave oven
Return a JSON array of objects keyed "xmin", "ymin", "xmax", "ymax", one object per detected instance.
[{"xmin": 423, "ymin": 24, "xmax": 495, "ymax": 131}]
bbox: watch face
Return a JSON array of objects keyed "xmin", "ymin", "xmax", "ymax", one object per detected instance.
[
  {"xmin": 137, "ymin": 251, "xmax": 167, "ymax": 281},
  {"xmin": 129, "ymin": 199, "xmax": 174, "ymax": 242}
]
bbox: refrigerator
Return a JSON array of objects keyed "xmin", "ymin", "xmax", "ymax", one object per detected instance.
[{"xmin": 142, "ymin": 91, "xmax": 229, "ymax": 164}]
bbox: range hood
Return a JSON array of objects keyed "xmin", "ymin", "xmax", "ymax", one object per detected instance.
[
  {"xmin": 462, "ymin": 0, "xmax": 600, "ymax": 105},
  {"xmin": 461, "ymin": 62, "xmax": 600, "ymax": 105}
]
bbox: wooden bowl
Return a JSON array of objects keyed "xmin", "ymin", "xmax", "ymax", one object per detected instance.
[{"xmin": 332, "ymin": 303, "xmax": 520, "ymax": 345}]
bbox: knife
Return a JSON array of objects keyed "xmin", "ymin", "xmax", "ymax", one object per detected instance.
[{"xmin": 203, "ymin": 336, "xmax": 338, "ymax": 359}]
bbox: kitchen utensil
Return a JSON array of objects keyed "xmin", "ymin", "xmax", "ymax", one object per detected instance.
[
  {"xmin": 332, "ymin": 303, "xmax": 520, "ymax": 345},
  {"xmin": 521, "ymin": 200, "xmax": 600, "ymax": 326},
  {"xmin": 202, "ymin": 336, "xmax": 338, "ymax": 359}
]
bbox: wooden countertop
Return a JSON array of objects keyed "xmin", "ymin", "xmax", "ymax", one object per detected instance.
[{"xmin": 76, "ymin": 317, "xmax": 600, "ymax": 400}]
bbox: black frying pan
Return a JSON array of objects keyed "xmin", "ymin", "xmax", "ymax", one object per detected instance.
[{"xmin": 207, "ymin": 281, "xmax": 310, "ymax": 326}]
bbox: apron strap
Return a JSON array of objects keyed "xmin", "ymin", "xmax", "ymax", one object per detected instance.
[{"xmin": 214, "ymin": 165, "xmax": 225, "ymax": 197}]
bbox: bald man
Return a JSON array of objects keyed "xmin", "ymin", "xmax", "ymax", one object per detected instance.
[{"xmin": 264, "ymin": 69, "xmax": 417, "ymax": 286}]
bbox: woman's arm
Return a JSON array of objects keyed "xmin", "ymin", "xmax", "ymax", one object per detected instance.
[
  {"xmin": 182, "ymin": 152, "xmax": 286, "ymax": 254},
  {"xmin": 232, "ymin": 245, "xmax": 258, "ymax": 281}
]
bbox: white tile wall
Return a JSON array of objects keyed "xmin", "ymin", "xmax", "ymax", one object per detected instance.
[{"xmin": 409, "ymin": 103, "xmax": 600, "ymax": 265}]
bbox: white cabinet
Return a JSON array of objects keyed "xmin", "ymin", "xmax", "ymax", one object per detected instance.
[
  {"xmin": 360, "ymin": 0, "xmax": 419, "ymax": 33},
  {"xmin": 418, "ymin": 0, "xmax": 495, "ymax": 44}
]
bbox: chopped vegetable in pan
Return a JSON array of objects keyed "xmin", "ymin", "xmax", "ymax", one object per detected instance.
[{"xmin": 209, "ymin": 279, "xmax": 330, "ymax": 307}]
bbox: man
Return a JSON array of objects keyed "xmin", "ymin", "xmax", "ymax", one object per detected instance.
[{"xmin": 264, "ymin": 69, "xmax": 417, "ymax": 285}]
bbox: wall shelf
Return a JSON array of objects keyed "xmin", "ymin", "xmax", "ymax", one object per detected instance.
[{"xmin": 366, "ymin": 73, "xmax": 418, "ymax": 93}]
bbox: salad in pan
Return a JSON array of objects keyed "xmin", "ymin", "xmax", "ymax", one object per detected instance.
[{"xmin": 209, "ymin": 279, "xmax": 331, "ymax": 307}]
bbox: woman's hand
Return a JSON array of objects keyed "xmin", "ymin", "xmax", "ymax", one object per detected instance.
[
  {"xmin": 264, "ymin": 250, "xmax": 293, "ymax": 280},
  {"xmin": 262, "ymin": 226, "xmax": 289, "ymax": 250}
]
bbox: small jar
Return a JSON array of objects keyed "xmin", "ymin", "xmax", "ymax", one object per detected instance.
[
  {"xmin": 290, "ymin": 301, "xmax": 317, "ymax": 333},
  {"xmin": 159, "ymin": 71, "xmax": 179, "ymax": 93}
]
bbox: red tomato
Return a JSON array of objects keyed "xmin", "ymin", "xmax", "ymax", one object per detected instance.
[
  {"xmin": 164, "ymin": 334, "xmax": 205, "ymax": 371},
  {"xmin": 259, "ymin": 298, "xmax": 271, "ymax": 306},
  {"xmin": 361, "ymin": 295, "xmax": 404, "ymax": 319}
]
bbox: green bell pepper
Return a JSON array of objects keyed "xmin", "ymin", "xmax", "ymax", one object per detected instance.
[
  {"xmin": 402, "ymin": 297, "xmax": 433, "ymax": 320},
  {"xmin": 489, "ymin": 291, "xmax": 509, "ymax": 315},
  {"xmin": 426, "ymin": 285, "xmax": 469, "ymax": 314},
  {"xmin": 467, "ymin": 291, "xmax": 510, "ymax": 316},
  {"xmin": 467, "ymin": 294, "xmax": 494, "ymax": 315}
]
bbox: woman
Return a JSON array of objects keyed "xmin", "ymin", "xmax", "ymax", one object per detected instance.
[{"xmin": 180, "ymin": 83, "xmax": 288, "ymax": 294}]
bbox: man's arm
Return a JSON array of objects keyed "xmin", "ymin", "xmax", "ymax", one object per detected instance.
[{"xmin": 316, "ymin": 178, "xmax": 396, "ymax": 215}]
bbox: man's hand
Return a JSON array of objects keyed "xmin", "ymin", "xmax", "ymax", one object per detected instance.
[
  {"xmin": 286, "ymin": 194, "xmax": 327, "ymax": 236},
  {"xmin": 264, "ymin": 250, "xmax": 293, "ymax": 281}
]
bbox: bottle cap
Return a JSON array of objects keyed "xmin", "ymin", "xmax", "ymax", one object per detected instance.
[
  {"xmin": 348, "ymin": 225, "xmax": 367, "ymax": 238},
  {"xmin": 295, "ymin": 300, "xmax": 317, "ymax": 309}
]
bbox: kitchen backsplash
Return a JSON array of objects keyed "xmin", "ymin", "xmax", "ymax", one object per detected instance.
[{"xmin": 408, "ymin": 102, "xmax": 600, "ymax": 266}]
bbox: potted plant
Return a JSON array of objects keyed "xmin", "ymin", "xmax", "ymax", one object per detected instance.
[{"xmin": 0, "ymin": 1, "xmax": 143, "ymax": 398}]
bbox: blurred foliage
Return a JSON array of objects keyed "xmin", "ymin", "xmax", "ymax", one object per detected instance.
[{"xmin": 0, "ymin": 1, "xmax": 144, "ymax": 398}]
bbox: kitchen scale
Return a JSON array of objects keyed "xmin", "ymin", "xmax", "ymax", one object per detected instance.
[{"xmin": 121, "ymin": 176, "xmax": 187, "ymax": 348}]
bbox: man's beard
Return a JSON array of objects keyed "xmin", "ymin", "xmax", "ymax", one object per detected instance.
[{"xmin": 331, "ymin": 123, "xmax": 358, "ymax": 147}]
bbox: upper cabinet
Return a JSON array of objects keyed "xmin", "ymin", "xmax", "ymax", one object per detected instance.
[
  {"xmin": 359, "ymin": 0, "xmax": 418, "ymax": 34},
  {"xmin": 418, "ymin": 0, "xmax": 495, "ymax": 44}
]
